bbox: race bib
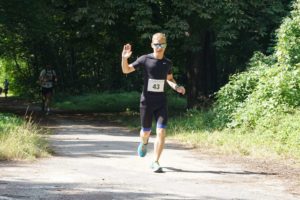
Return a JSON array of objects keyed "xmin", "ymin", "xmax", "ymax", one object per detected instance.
[
  {"xmin": 42, "ymin": 82, "xmax": 53, "ymax": 88},
  {"xmin": 147, "ymin": 79, "xmax": 165, "ymax": 92}
]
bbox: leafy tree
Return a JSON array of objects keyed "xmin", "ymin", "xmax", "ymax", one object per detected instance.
[
  {"xmin": 214, "ymin": 0, "xmax": 300, "ymax": 128},
  {"xmin": 0, "ymin": 0, "xmax": 291, "ymax": 106},
  {"xmin": 112, "ymin": 0, "xmax": 291, "ymax": 108}
]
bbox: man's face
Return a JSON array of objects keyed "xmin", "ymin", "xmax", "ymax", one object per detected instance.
[{"xmin": 151, "ymin": 36, "xmax": 167, "ymax": 55}]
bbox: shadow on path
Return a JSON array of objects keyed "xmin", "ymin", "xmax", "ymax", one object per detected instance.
[
  {"xmin": 1, "ymin": 180, "xmax": 233, "ymax": 200},
  {"xmin": 163, "ymin": 167, "xmax": 277, "ymax": 176}
]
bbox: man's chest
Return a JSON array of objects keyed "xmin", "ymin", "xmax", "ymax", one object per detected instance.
[{"xmin": 144, "ymin": 60, "xmax": 169, "ymax": 78}]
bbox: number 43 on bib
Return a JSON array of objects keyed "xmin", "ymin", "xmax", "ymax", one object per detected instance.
[{"xmin": 147, "ymin": 79, "xmax": 165, "ymax": 92}]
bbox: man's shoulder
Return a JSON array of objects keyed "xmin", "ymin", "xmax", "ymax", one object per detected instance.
[
  {"xmin": 163, "ymin": 57, "xmax": 172, "ymax": 65},
  {"xmin": 137, "ymin": 54, "xmax": 149, "ymax": 60},
  {"xmin": 40, "ymin": 69, "xmax": 46, "ymax": 75},
  {"xmin": 41, "ymin": 69, "xmax": 56, "ymax": 73},
  {"xmin": 145, "ymin": 53, "xmax": 153, "ymax": 58},
  {"xmin": 143, "ymin": 54, "xmax": 172, "ymax": 64}
]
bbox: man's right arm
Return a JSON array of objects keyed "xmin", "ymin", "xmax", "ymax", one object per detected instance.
[
  {"xmin": 39, "ymin": 70, "xmax": 45, "ymax": 83},
  {"xmin": 121, "ymin": 58, "xmax": 135, "ymax": 74},
  {"xmin": 121, "ymin": 44, "xmax": 135, "ymax": 74}
]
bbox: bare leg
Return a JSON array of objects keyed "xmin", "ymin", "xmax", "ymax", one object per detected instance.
[
  {"xmin": 140, "ymin": 130, "xmax": 150, "ymax": 144},
  {"xmin": 42, "ymin": 95, "xmax": 46, "ymax": 111},
  {"xmin": 154, "ymin": 128, "xmax": 166, "ymax": 162},
  {"xmin": 44, "ymin": 93, "xmax": 52, "ymax": 114}
]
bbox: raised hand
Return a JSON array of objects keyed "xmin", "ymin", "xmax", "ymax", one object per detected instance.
[{"xmin": 122, "ymin": 44, "xmax": 132, "ymax": 59}]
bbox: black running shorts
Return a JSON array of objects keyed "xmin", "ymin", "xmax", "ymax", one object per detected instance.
[
  {"xmin": 41, "ymin": 87, "xmax": 53, "ymax": 96},
  {"xmin": 140, "ymin": 99, "xmax": 168, "ymax": 131}
]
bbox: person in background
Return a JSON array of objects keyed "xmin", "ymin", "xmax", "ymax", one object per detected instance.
[
  {"xmin": 3, "ymin": 79, "xmax": 9, "ymax": 98},
  {"xmin": 39, "ymin": 64, "xmax": 57, "ymax": 115}
]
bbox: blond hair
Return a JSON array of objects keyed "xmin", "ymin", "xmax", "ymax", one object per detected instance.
[{"xmin": 152, "ymin": 33, "xmax": 167, "ymax": 42}]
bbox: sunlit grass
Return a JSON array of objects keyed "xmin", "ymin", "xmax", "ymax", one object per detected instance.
[
  {"xmin": 168, "ymin": 109, "xmax": 300, "ymax": 162},
  {"xmin": 54, "ymin": 91, "xmax": 186, "ymax": 113},
  {"xmin": 0, "ymin": 113, "xmax": 50, "ymax": 160}
]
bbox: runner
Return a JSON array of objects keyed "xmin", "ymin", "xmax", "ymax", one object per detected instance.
[
  {"xmin": 121, "ymin": 33, "xmax": 186, "ymax": 172},
  {"xmin": 3, "ymin": 79, "xmax": 9, "ymax": 98},
  {"xmin": 39, "ymin": 64, "xmax": 57, "ymax": 115}
]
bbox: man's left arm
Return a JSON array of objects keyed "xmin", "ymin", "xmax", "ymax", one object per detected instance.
[{"xmin": 166, "ymin": 74, "xmax": 185, "ymax": 95}]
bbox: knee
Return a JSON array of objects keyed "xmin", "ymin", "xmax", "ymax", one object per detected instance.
[{"xmin": 140, "ymin": 130, "xmax": 151, "ymax": 137}]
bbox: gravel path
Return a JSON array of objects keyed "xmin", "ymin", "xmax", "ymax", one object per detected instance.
[{"xmin": 0, "ymin": 111, "xmax": 299, "ymax": 200}]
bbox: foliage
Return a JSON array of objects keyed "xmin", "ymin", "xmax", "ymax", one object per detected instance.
[
  {"xmin": 214, "ymin": 0, "xmax": 300, "ymax": 128},
  {"xmin": 167, "ymin": 108, "xmax": 300, "ymax": 160},
  {"xmin": 213, "ymin": 52, "xmax": 275, "ymax": 127},
  {"xmin": 168, "ymin": 1, "xmax": 300, "ymax": 161},
  {"xmin": 0, "ymin": 59, "xmax": 38, "ymax": 97},
  {"xmin": 54, "ymin": 91, "xmax": 186, "ymax": 113},
  {"xmin": 231, "ymin": 66, "xmax": 299, "ymax": 127},
  {"xmin": 0, "ymin": 113, "xmax": 50, "ymax": 160},
  {"xmin": 276, "ymin": 0, "xmax": 300, "ymax": 67},
  {"xmin": 168, "ymin": 108, "xmax": 215, "ymax": 133},
  {"xmin": 0, "ymin": 0, "xmax": 291, "ymax": 103},
  {"xmin": 55, "ymin": 91, "xmax": 140, "ymax": 112}
]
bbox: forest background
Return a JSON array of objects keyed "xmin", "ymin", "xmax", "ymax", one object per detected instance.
[{"xmin": 0, "ymin": 0, "xmax": 299, "ymax": 162}]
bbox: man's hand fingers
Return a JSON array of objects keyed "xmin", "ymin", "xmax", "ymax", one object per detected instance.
[
  {"xmin": 122, "ymin": 44, "xmax": 132, "ymax": 58},
  {"xmin": 124, "ymin": 44, "xmax": 131, "ymax": 51}
]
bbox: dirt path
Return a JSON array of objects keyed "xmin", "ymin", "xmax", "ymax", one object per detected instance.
[{"xmin": 0, "ymin": 98, "xmax": 299, "ymax": 199}]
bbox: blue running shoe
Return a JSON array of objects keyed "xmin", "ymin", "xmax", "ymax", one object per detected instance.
[{"xmin": 137, "ymin": 142, "xmax": 147, "ymax": 157}]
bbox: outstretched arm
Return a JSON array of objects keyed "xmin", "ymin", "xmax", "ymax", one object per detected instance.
[
  {"xmin": 121, "ymin": 44, "xmax": 135, "ymax": 74},
  {"xmin": 167, "ymin": 74, "xmax": 185, "ymax": 95}
]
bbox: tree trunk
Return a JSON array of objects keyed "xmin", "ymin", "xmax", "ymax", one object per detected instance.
[
  {"xmin": 186, "ymin": 46, "xmax": 201, "ymax": 109},
  {"xmin": 186, "ymin": 30, "xmax": 217, "ymax": 109}
]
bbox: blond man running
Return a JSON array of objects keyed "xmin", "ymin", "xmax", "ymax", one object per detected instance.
[{"xmin": 121, "ymin": 33, "xmax": 185, "ymax": 172}]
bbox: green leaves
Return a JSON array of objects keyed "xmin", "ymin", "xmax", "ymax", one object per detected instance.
[
  {"xmin": 214, "ymin": 1, "xmax": 300, "ymax": 128},
  {"xmin": 0, "ymin": 0, "xmax": 292, "ymax": 99},
  {"xmin": 276, "ymin": 3, "xmax": 300, "ymax": 67}
]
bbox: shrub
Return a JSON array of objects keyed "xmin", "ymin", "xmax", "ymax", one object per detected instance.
[
  {"xmin": 276, "ymin": 0, "xmax": 300, "ymax": 67},
  {"xmin": 230, "ymin": 66, "xmax": 300, "ymax": 128},
  {"xmin": 213, "ymin": 52, "xmax": 274, "ymax": 127},
  {"xmin": 214, "ymin": 0, "xmax": 300, "ymax": 128}
]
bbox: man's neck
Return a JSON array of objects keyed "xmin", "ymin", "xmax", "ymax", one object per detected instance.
[{"xmin": 153, "ymin": 52, "xmax": 164, "ymax": 59}]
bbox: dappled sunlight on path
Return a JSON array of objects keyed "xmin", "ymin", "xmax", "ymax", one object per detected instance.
[{"xmin": 0, "ymin": 106, "xmax": 299, "ymax": 199}]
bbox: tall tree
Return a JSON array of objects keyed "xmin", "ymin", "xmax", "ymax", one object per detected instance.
[
  {"xmin": 125, "ymin": 0, "xmax": 291, "ymax": 108},
  {"xmin": 0, "ymin": 0, "xmax": 291, "ymax": 104}
]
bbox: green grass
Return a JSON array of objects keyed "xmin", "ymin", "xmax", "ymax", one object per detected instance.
[
  {"xmin": 0, "ymin": 113, "xmax": 50, "ymax": 160},
  {"xmin": 54, "ymin": 91, "xmax": 140, "ymax": 112},
  {"xmin": 54, "ymin": 91, "xmax": 187, "ymax": 113},
  {"xmin": 168, "ymin": 108, "xmax": 300, "ymax": 162}
]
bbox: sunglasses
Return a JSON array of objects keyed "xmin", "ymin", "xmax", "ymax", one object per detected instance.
[{"xmin": 153, "ymin": 43, "xmax": 167, "ymax": 49}]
